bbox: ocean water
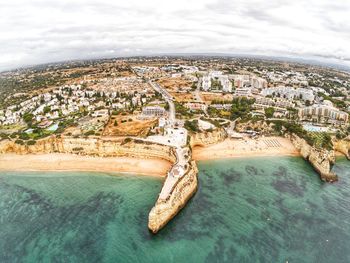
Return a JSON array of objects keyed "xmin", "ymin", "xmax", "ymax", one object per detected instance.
[{"xmin": 0, "ymin": 157, "xmax": 350, "ymax": 263}]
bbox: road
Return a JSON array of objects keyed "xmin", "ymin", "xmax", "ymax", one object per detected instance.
[
  {"xmin": 148, "ymin": 80, "xmax": 176, "ymax": 122},
  {"xmin": 194, "ymin": 77, "xmax": 208, "ymax": 116}
]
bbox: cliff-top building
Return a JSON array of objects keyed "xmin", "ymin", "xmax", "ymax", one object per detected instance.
[{"xmin": 298, "ymin": 100, "xmax": 349, "ymax": 125}]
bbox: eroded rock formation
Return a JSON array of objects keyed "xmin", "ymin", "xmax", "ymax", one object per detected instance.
[
  {"xmin": 289, "ymin": 134, "xmax": 337, "ymax": 182},
  {"xmin": 0, "ymin": 136, "xmax": 176, "ymax": 163},
  {"xmin": 148, "ymin": 161, "xmax": 198, "ymax": 233},
  {"xmin": 235, "ymin": 120, "xmax": 275, "ymax": 135},
  {"xmin": 333, "ymin": 137, "xmax": 350, "ymax": 160},
  {"xmin": 190, "ymin": 128, "xmax": 227, "ymax": 148}
]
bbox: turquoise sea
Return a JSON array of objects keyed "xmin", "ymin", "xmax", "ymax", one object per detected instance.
[{"xmin": 1, "ymin": 157, "xmax": 350, "ymax": 263}]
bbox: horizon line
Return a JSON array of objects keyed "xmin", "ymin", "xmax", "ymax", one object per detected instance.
[{"xmin": 1, "ymin": 53, "xmax": 350, "ymax": 74}]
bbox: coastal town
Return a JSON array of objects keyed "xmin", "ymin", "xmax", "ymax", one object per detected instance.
[{"xmin": 0, "ymin": 57, "xmax": 350, "ymax": 232}]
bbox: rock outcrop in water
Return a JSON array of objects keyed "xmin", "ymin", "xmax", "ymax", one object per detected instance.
[
  {"xmin": 333, "ymin": 137, "xmax": 350, "ymax": 160},
  {"xmin": 190, "ymin": 128, "xmax": 227, "ymax": 147},
  {"xmin": 148, "ymin": 161, "xmax": 198, "ymax": 233},
  {"xmin": 289, "ymin": 134, "xmax": 337, "ymax": 182}
]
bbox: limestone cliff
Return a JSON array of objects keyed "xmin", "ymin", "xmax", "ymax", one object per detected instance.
[
  {"xmin": 0, "ymin": 136, "xmax": 177, "ymax": 163},
  {"xmin": 1, "ymin": 135, "xmax": 199, "ymax": 233},
  {"xmin": 148, "ymin": 161, "xmax": 198, "ymax": 233},
  {"xmin": 289, "ymin": 134, "xmax": 337, "ymax": 182},
  {"xmin": 333, "ymin": 137, "xmax": 350, "ymax": 160},
  {"xmin": 235, "ymin": 120, "xmax": 274, "ymax": 135},
  {"xmin": 190, "ymin": 128, "xmax": 227, "ymax": 148}
]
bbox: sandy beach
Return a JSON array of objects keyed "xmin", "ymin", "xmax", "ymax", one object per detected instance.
[
  {"xmin": 0, "ymin": 136, "xmax": 299, "ymax": 175},
  {"xmin": 193, "ymin": 136, "xmax": 300, "ymax": 161},
  {"xmin": 0, "ymin": 153, "xmax": 172, "ymax": 177}
]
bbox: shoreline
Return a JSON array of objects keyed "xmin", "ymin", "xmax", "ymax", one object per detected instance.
[
  {"xmin": 192, "ymin": 136, "xmax": 300, "ymax": 161},
  {"xmin": 1, "ymin": 136, "xmax": 330, "ymax": 175},
  {"xmin": 0, "ymin": 153, "xmax": 172, "ymax": 177},
  {"xmin": 194, "ymin": 151, "xmax": 300, "ymax": 161}
]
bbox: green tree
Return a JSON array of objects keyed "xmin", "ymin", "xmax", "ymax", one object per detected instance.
[
  {"xmin": 184, "ymin": 120, "xmax": 199, "ymax": 132},
  {"xmin": 23, "ymin": 112, "xmax": 34, "ymax": 124},
  {"xmin": 230, "ymin": 97, "xmax": 255, "ymax": 120},
  {"xmin": 264, "ymin": 107, "xmax": 275, "ymax": 118},
  {"xmin": 43, "ymin": 106, "xmax": 51, "ymax": 114}
]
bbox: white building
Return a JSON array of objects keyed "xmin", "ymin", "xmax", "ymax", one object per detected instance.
[
  {"xmin": 142, "ymin": 106, "xmax": 166, "ymax": 117},
  {"xmin": 231, "ymin": 75, "xmax": 250, "ymax": 88},
  {"xmin": 202, "ymin": 76, "xmax": 211, "ymax": 91},
  {"xmin": 164, "ymin": 127, "xmax": 188, "ymax": 146},
  {"xmin": 250, "ymin": 76, "xmax": 268, "ymax": 89},
  {"xmin": 219, "ymin": 75, "xmax": 232, "ymax": 92},
  {"xmin": 298, "ymin": 100, "xmax": 348, "ymax": 124},
  {"xmin": 235, "ymin": 87, "xmax": 252, "ymax": 97},
  {"xmin": 184, "ymin": 102, "xmax": 207, "ymax": 111},
  {"xmin": 202, "ymin": 71, "xmax": 232, "ymax": 92},
  {"xmin": 198, "ymin": 119, "xmax": 215, "ymax": 130},
  {"xmin": 261, "ymin": 87, "xmax": 315, "ymax": 102}
]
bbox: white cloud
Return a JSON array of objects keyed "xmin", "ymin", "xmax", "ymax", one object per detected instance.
[{"xmin": 0, "ymin": 0, "xmax": 349, "ymax": 70}]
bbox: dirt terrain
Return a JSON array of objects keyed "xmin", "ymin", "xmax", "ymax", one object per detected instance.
[
  {"xmin": 169, "ymin": 92, "xmax": 194, "ymax": 102},
  {"xmin": 156, "ymin": 77, "xmax": 193, "ymax": 92},
  {"xmin": 201, "ymin": 92, "xmax": 233, "ymax": 104},
  {"xmin": 103, "ymin": 114, "xmax": 157, "ymax": 137}
]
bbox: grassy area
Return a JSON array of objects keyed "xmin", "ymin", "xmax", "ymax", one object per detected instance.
[
  {"xmin": 174, "ymin": 102, "xmax": 193, "ymax": 118},
  {"xmin": 184, "ymin": 120, "xmax": 200, "ymax": 132},
  {"xmin": 0, "ymin": 124, "xmax": 26, "ymax": 132}
]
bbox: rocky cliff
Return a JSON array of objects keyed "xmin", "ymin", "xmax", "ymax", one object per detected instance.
[
  {"xmin": 333, "ymin": 137, "xmax": 350, "ymax": 160},
  {"xmin": 235, "ymin": 120, "xmax": 275, "ymax": 135},
  {"xmin": 190, "ymin": 128, "xmax": 227, "ymax": 148},
  {"xmin": 0, "ymin": 136, "xmax": 177, "ymax": 163},
  {"xmin": 289, "ymin": 134, "xmax": 337, "ymax": 182},
  {"xmin": 148, "ymin": 161, "xmax": 198, "ymax": 233}
]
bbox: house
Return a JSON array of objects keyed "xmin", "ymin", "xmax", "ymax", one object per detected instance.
[
  {"xmin": 235, "ymin": 87, "xmax": 252, "ymax": 97},
  {"xmin": 142, "ymin": 106, "xmax": 166, "ymax": 117},
  {"xmin": 185, "ymin": 102, "xmax": 206, "ymax": 111}
]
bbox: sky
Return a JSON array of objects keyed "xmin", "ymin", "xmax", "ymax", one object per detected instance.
[{"xmin": 1, "ymin": 0, "xmax": 350, "ymax": 71}]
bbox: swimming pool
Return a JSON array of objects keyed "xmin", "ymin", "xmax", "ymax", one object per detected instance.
[
  {"xmin": 303, "ymin": 124, "xmax": 328, "ymax": 132},
  {"xmin": 46, "ymin": 123, "xmax": 59, "ymax": 132}
]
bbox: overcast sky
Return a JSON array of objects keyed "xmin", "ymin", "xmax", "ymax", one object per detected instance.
[{"xmin": 1, "ymin": 0, "xmax": 350, "ymax": 71}]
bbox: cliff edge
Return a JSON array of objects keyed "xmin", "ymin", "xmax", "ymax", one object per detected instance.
[
  {"xmin": 189, "ymin": 128, "xmax": 227, "ymax": 148},
  {"xmin": 333, "ymin": 137, "xmax": 350, "ymax": 160},
  {"xmin": 289, "ymin": 134, "xmax": 337, "ymax": 182},
  {"xmin": 148, "ymin": 161, "xmax": 198, "ymax": 233}
]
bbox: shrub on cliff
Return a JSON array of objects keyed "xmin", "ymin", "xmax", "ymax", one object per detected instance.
[
  {"xmin": 84, "ymin": 130, "xmax": 95, "ymax": 136},
  {"xmin": 27, "ymin": 140, "xmax": 36, "ymax": 146},
  {"xmin": 19, "ymin": 133, "xmax": 30, "ymax": 140},
  {"xmin": 72, "ymin": 147, "xmax": 84, "ymax": 152},
  {"xmin": 184, "ymin": 120, "xmax": 200, "ymax": 132},
  {"xmin": 15, "ymin": 139, "xmax": 24, "ymax": 145},
  {"xmin": 121, "ymin": 137, "xmax": 132, "ymax": 145}
]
